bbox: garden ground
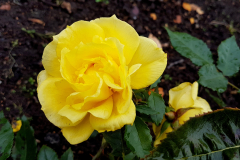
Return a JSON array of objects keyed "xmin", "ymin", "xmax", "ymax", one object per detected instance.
[{"xmin": 0, "ymin": 0, "xmax": 240, "ymax": 159}]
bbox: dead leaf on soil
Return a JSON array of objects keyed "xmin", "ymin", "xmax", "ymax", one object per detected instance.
[
  {"xmin": 0, "ymin": 3, "xmax": 11, "ymax": 11},
  {"xmin": 158, "ymin": 87, "xmax": 164, "ymax": 97},
  {"xmin": 150, "ymin": 13, "xmax": 157, "ymax": 20},
  {"xmin": 189, "ymin": 17, "xmax": 195, "ymax": 24},
  {"xmin": 182, "ymin": 2, "xmax": 191, "ymax": 11},
  {"xmin": 28, "ymin": 18, "xmax": 45, "ymax": 26},
  {"xmin": 182, "ymin": 2, "xmax": 204, "ymax": 15},
  {"xmin": 230, "ymin": 90, "xmax": 238, "ymax": 94},
  {"xmin": 148, "ymin": 33, "xmax": 162, "ymax": 48},
  {"xmin": 173, "ymin": 15, "xmax": 182, "ymax": 24},
  {"xmin": 162, "ymin": 42, "xmax": 169, "ymax": 48},
  {"xmin": 148, "ymin": 88, "xmax": 155, "ymax": 95},
  {"xmin": 178, "ymin": 66, "xmax": 186, "ymax": 70},
  {"xmin": 61, "ymin": 1, "xmax": 72, "ymax": 13},
  {"xmin": 148, "ymin": 88, "xmax": 164, "ymax": 97}
]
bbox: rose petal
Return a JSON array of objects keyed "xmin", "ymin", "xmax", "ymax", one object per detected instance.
[
  {"xmin": 42, "ymin": 36, "xmax": 61, "ymax": 77},
  {"xmin": 129, "ymin": 37, "xmax": 167, "ymax": 89},
  {"xmin": 56, "ymin": 21, "xmax": 105, "ymax": 58},
  {"xmin": 178, "ymin": 108, "xmax": 203, "ymax": 125},
  {"xmin": 130, "ymin": 60, "xmax": 167, "ymax": 89},
  {"xmin": 169, "ymin": 82, "xmax": 195, "ymax": 110},
  {"xmin": 37, "ymin": 78, "xmax": 76, "ymax": 128},
  {"xmin": 93, "ymin": 15, "xmax": 139, "ymax": 65},
  {"xmin": 113, "ymin": 82, "xmax": 132, "ymax": 114},
  {"xmin": 88, "ymin": 96, "xmax": 113, "ymax": 119},
  {"xmin": 90, "ymin": 100, "xmax": 136, "ymax": 132},
  {"xmin": 193, "ymin": 97, "xmax": 212, "ymax": 113},
  {"xmin": 191, "ymin": 81, "xmax": 198, "ymax": 101},
  {"xmin": 62, "ymin": 114, "xmax": 94, "ymax": 145},
  {"xmin": 103, "ymin": 74, "xmax": 123, "ymax": 90},
  {"xmin": 154, "ymin": 122, "xmax": 173, "ymax": 146},
  {"xmin": 58, "ymin": 105, "xmax": 87, "ymax": 124},
  {"xmin": 37, "ymin": 70, "xmax": 52, "ymax": 86}
]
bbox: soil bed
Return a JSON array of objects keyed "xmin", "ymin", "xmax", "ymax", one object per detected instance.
[{"xmin": 0, "ymin": 0, "xmax": 240, "ymax": 159}]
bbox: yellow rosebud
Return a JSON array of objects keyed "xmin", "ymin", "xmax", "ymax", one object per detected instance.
[
  {"xmin": 37, "ymin": 15, "xmax": 167, "ymax": 144},
  {"xmin": 153, "ymin": 82, "xmax": 212, "ymax": 146},
  {"xmin": 12, "ymin": 120, "xmax": 22, "ymax": 133}
]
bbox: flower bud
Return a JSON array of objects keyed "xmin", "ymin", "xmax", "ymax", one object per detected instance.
[{"xmin": 165, "ymin": 112, "xmax": 175, "ymax": 121}]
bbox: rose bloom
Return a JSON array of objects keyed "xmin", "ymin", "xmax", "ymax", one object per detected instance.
[
  {"xmin": 153, "ymin": 82, "xmax": 212, "ymax": 146},
  {"xmin": 37, "ymin": 15, "xmax": 167, "ymax": 144}
]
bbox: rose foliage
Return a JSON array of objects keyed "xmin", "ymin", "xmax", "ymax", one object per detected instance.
[
  {"xmin": 37, "ymin": 15, "xmax": 167, "ymax": 144},
  {"xmin": 153, "ymin": 82, "xmax": 212, "ymax": 146}
]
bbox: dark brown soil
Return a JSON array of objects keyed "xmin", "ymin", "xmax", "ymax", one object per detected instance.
[{"xmin": 0, "ymin": 0, "xmax": 240, "ymax": 159}]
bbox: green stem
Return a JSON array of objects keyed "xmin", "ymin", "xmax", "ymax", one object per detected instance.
[
  {"xmin": 228, "ymin": 82, "xmax": 240, "ymax": 90},
  {"xmin": 121, "ymin": 128, "xmax": 125, "ymax": 159},
  {"xmin": 92, "ymin": 138, "xmax": 107, "ymax": 160}
]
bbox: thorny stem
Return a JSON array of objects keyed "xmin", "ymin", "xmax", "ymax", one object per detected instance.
[
  {"xmin": 228, "ymin": 82, "xmax": 240, "ymax": 91},
  {"xmin": 92, "ymin": 138, "xmax": 107, "ymax": 160}
]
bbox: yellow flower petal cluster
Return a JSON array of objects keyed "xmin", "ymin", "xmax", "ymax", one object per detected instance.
[
  {"xmin": 153, "ymin": 82, "xmax": 212, "ymax": 146},
  {"xmin": 37, "ymin": 15, "xmax": 167, "ymax": 144},
  {"xmin": 12, "ymin": 120, "xmax": 22, "ymax": 133}
]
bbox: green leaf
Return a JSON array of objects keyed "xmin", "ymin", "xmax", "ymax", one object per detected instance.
[
  {"xmin": 150, "ymin": 108, "xmax": 240, "ymax": 160},
  {"xmin": 60, "ymin": 148, "xmax": 73, "ymax": 160},
  {"xmin": 136, "ymin": 105, "xmax": 160, "ymax": 115},
  {"xmin": 139, "ymin": 114, "xmax": 155, "ymax": 123},
  {"xmin": 0, "ymin": 111, "xmax": 14, "ymax": 160},
  {"xmin": 124, "ymin": 152, "xmax": 138, "ymax": 160},
  {"xmin": 124, "ymin": 117, "xmax": 152, "ymax": 158},
  {"xmin": 205, "ymin": 89, "xmax": 226, "ymax": 107},
  {"xmin": 217, "ymin": 36, "xmax": 240, "ymax": 76},
  {"xmin": 198, "ymin": 64, "xmax": 228, "ymax": 93},
  {"xmin": 12, "ymin": 115, "xmax": 37, "ymax": 160},
  {"xmin": 150, "ymin": 76, "xmax": 161, "ymax": 89},
  {"xmin": 37, "ymin": 145, "xmax": 58, "ymax": 160},
  {"xmin": 133, "ymin": 89, "xmax": 149, "ymax": 102},
  {"xmin": 148, "ymin": 92, "xmax": 166, "ymax": 125},
  {"xmin": 103, "ymin": 130, "xmax": 123, "ymax": 157},
  {"xmin": 166, "ymin": 28, "xmax": 213, "ymax": 66},
  {"xmin": 108, "ymin": 153, "xmax": 115, "ymax": 160},
  {"xmin": 90, "ymin": 130, "xmax": 98, "ymax": 138}
]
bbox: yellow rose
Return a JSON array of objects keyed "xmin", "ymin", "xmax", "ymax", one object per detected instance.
[
  {"xmin": 37, "ymin": 15, "xmax": 167, "ymax": 144},
  {"xmin": 153, "ymin": 82, "xmax": 211, "ymax": 146}
]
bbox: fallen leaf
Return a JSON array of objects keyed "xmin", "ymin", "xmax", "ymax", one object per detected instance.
[
  {"xmin": 0, "ymin": 3, "xmax": 11, "ymax": 11},
  {"xmin": 162, "ymin": 42, "xmax": 169, "ymax": 48},
  {"xmin": 173, "ymin": 15, "xmax": 182, "ymax": 24},
  {"xmin": 191, "ymin": 4, "xmax": 204, "ymax": 15},
  {"xmin": 61, "ymin": 1, "xmax": 71, "ymax": 13},
  {"xmin": 178, "ymin": 66, "xmax": 186, "ymax": 70},
  {"xmin": 150, "ymin": 13, "xmax": 157, "ymax": 20},
  {"xmin": 158, "ymin": 87, "xmax": 164, "ymax": 97},
  {"xmin": 182, "ymin": 2, "xmax": 191, "ymax": 11},
  {"xmin": 189, "ymin": 17, "xmax": 195, "ymax": 24},
  {"xmin": 230, "ymin": 90, "xmax": 238, "ymax": 94},
  {"xmin": 182, "ymin": 2, "xmax": 204, "ymax": 15},
  {"xmin": 148, "ymin": 33, "xmax": 162, "ymax": 48},
  {"xmin": 28, "ymin": 18, "xmax": 45, "ymax": 26},
  {"xmin": 36, "ymin": 139, "xmax": 41, "ymax": 143},
  {"xmin": 148, "ymin": 88, "xmax": 164, "ymax": 97},
  {"xmin": 148, "ymin": 88, "xmax": 155, "ymax": 95}
]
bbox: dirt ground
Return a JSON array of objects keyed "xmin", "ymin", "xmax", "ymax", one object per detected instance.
[{"xmin": 0, "ymin": 0, "xmax": 240, "ymax": 159}]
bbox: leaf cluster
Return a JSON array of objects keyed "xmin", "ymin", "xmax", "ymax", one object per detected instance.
[
  {"xmin": 166, "ymin": 28, "xmax": 240, "ymax": 93},
  {"xmin": 0, "ymin": 111, "xmax": 74, "ymax": 160}
]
